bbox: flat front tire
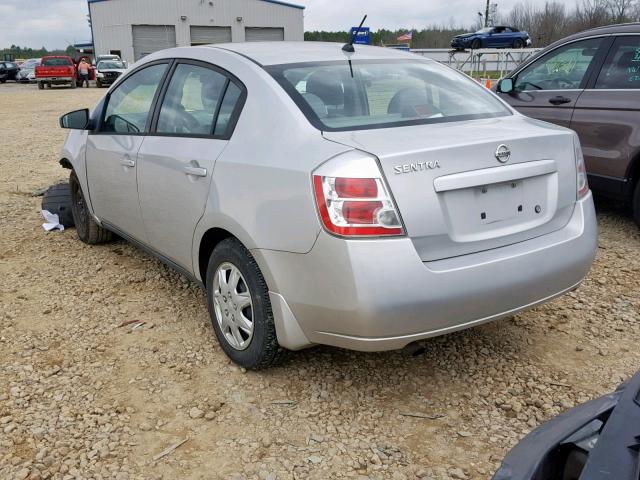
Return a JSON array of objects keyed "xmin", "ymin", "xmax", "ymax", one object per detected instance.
[
  {"xmin": 205, "ymin": 238, "xmax": 284, "ymax": 369},
  {"xmin": 69, "ymin": 171, "xmax": 112, "ymax": 244}
]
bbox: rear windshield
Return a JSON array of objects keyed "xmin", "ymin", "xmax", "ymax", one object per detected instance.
[
  {"xmin": 42, "ymin": 58, "xmax": 72, "ymax": 67},
  {"xmin": 268, "ymin": 59, "xmax": 511, "ymax": 132}
]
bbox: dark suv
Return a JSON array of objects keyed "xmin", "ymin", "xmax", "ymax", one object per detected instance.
[{"xmin": 495, "ymin": 23, "xmax": 640, "ymax": 225}]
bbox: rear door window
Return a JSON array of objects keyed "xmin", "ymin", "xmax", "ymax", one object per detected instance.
[
  {"xmin": 156, "ymin": 63, "xmax": 228, "ymax": 136},
  {"xmin": 214, "ymin": 82, "xmax": 242, "ymax": 136},
  {"xmin": 595, "ymin": 36, "xmax": 640, "ymax": 89}
]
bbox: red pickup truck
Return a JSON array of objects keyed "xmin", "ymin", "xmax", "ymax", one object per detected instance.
[{"xmin": 36, "ymin": 56, "xmax": 78, "ymax": 89}]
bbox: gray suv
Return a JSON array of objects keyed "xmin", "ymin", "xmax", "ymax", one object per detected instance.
[{"xmin": 58, "ymin": 42, "xmax": 597, "ymax": 369}]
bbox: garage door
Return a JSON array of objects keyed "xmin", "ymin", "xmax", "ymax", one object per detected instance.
[
  {"xmin": 245, "ymin": 27, "xmax": 285, "ymax": 42},
  {"xmin": 190, "ymin": 26, "xmax": 232, "ymax": 45},
  {"xmin": 132, "ymin": 25, "xmax": 176, "ymax": 61}
]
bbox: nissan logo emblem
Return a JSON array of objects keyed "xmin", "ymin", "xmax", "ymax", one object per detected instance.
[{"xmin": 495, "ymin": 145, "xmax": 511, "ymax": 163}]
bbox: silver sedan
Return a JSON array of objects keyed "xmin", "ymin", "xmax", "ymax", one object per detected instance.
[{"xmin": 57, "ymin": 42, "xmax": 597, "ymax": 368}]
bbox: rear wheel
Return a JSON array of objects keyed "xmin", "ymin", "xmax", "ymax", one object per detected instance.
[
  {"xmin": 69, "ymin": 171, "xmax": 112, "ymax": 244},
  {"xmin": 37, "ymin": 81, "xmax": 44, "ymax": 90},
  {"xmin": 471, "ymin": 39, "xmax": 482, "ymax": 50},
  {"xmin": 205, "ymin": 238, "xmax": 284, "ymax": 369},
  {"xmin": 513, "ymin": 39, "xmax": 525, "ymax": 49}
]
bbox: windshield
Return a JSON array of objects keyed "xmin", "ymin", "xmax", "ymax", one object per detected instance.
[
  {"xmin": 42, "ymin": 58, "xmax": 72, "ymax": 67},
  {"xmin": 98, "ymin": 61, "xmax": 125, "ymax": 70},
  {"xmin": 268, "ymin": 59, "xmax": 511, "ymax": 132},
  {"xmin": 476, "ymin": 27, "xmax": 493, "ymax": 34},
  {"xmin": 21, "ymin": 59, "xmax": 39, "ymax": 69}
]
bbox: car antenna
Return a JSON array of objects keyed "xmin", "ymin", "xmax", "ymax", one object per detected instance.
[{"xmin": 342, "ymin": 15, "xmax": 367, "ymax": 53}]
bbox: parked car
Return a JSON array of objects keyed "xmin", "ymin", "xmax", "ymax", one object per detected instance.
[
  {"xmin": 16, "ymin": 58, "xmax": 41, "ymax": 83},
  {"xmin": 95, "ymin": 60, "xmax": 127, "ymax": 87},
  {"xmin": 57, "ymin": 42, "xmax": 597, "ymax": 369},
  {"xmin": 451, "ymin": 26, "xmax": 531, "ymax": 50},
  {"xmin": 493, "ymin": 370, "xmax": 640, "ymax": 480},
  {"xmin": 95, "ymin": 54, "xmax": 122, "ymax": 64},
  {"xmin": 0, "ymin": 61, "xmax": 20, "ymax": 82},
  {"xmin": 495, "ymin": 23, "xmax": 640, "ymax": 225},
  {"xmin": 36, "ymin": 56, "xmax": 78, "ymax": 89}
]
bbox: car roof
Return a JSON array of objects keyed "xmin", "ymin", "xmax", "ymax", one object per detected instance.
[
  {"xmin": 557, "ymin": 22, "xmax": 640, "ymax": 42},
  {"xmin": 206, "ymin": 41, "xmax": 422, "ymax": 66}
]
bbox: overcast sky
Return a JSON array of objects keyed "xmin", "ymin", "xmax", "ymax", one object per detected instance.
[{"xmin": 1, "ymin": 0, "xmax": 579, "ymax": 49}]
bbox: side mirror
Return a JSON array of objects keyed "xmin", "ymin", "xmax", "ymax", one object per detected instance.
[
  {"xmin": 60, "ymin": 108, "xmax": 90, "ymax": 129},
  {"xmin": 497, "ymin": 78, "xmax": 514, "ymax": 94}
]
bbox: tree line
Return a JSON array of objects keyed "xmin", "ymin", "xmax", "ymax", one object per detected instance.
[
  {"xmin": 0, "ymin": 44, "xmax": 77, "ymax": 60},
  {"xmin": 305, "ymin": 0, "xmax": 640, "ymax": 49}
]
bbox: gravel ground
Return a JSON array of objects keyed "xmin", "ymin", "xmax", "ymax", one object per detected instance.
[{"xmin": 1, "ymin": 82, "xmax": 639, "ymax": 480}]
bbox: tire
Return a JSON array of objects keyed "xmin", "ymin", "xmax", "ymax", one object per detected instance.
[
  {"xmin": 96, "ymin": 79, "xmax": 102, "ymax": 88},
  {"xmin": 37, "ymin": 81, "xmax": 44, "ymax": 90},
  {"xmin": 42, "ymin": 183, "xmax": 74, "ymax": 227},
  {"xmin": 633, "ymin": 180, "xmax": 640, "ymax": 227},
  {"xmin": 69, "ymin": 171, "xmax": 112, "ymax": 244},
  {"xmin": 70, "ymin": 80, "xmax": 76, "ymax": 89},
  {"xmin": 0, "ymin": 79, "xmax": 6, "ymax": 84},
  {"xmin": 471, "ymin": 39, "xmax": 482, "ymax": 50},
  {"xmin": 205, "ymin": 238, "xmax": 284, "ymax": 369},
  {"xmin": 513, "ymin": 39, "xmax": 525, "ymax": 49}
]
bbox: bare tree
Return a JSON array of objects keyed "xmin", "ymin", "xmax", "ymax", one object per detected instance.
[
  {"xmin": 574, "ymin": 0, "xmax": 611, "ymax": 30},
  {"xmin": 606, "ymin": 0, "xmax": 637, "ymax": 22}
]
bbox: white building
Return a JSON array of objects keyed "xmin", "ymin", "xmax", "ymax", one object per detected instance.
[{"xmin": 88, "ymin": 0, "xmax": 305, "ymax": 64}]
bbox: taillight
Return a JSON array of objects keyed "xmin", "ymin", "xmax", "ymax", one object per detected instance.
[
  {"xmin": 574, "ymin": 136, "xmax": 589, "ymax": 199},
  {"xmin": 313, "ymin": 174, "xmax": 404, "ymax": 237}
]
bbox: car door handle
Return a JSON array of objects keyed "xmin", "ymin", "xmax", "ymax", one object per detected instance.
[
  {"xmin": 183, "ymin": 166, "xmax": 207, "ymax": 177},
  {"xmin": 120, "ymin": 158, "xmax": 135, "ymax": 168},
  {"xmin": 549, "ymin": 96, "xmax": 572, "ymax": 106}
]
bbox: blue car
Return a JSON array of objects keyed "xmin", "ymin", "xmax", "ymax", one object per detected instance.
[{"xmin": 451, "ymin": 26, "xmax": 531, "ymax": 50}]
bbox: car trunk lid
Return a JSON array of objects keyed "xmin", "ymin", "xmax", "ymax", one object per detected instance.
[{"xmin": 323, "ymin": 116, "xmax": 577, "ymax": 262}]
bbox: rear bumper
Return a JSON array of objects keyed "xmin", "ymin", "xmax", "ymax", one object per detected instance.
[{"xmin": 255, "ymin": 194, "xmax": 597, "ymax": 351}]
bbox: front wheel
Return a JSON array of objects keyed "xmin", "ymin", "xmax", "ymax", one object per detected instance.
[
  {"xmin": 96, "ymin": 79, "xmax": 102, "ymax": 88},
  {"xmin": 205, "ymin": 238, "xmax": 284, "ymax": 369},
  {"xmin": 471, "ymin": 39, "xmax": 482, "ymax": 50},
  {"xmin": 69, "ymin": 171, "xmax": 112, "ymax": 244},
  {"xmin": 513, "ymin": 39, "xmax": 525, "ymax": 49},
  {"xmin": 37, "ymin": 81, "xmax": 44, "ymax": 90},
  {"xmin": 70, "ymin": 80, "xmax": 76, "ymax": 89}
]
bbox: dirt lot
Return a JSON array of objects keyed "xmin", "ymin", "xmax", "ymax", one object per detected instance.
[{"xmin": 0, "ymin": 82, "xmax": 639, "ymax": 480}]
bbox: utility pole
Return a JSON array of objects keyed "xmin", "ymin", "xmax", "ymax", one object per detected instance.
[{"xmin": 484, "ymin": 0, "xmax": 490, "ymax": 27}]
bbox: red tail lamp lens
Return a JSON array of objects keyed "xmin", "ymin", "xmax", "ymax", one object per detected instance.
[{"xmin": 335, "ymin": 178, "xmax": 377, "ymax": 198}]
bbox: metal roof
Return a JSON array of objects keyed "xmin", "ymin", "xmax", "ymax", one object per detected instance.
[{"xmin": 87, "ymin": 0, "xmax": 305, "ymax": 9}]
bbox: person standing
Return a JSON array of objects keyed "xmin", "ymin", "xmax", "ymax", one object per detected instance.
[{"xmin": 78, "ymin": 59, "xmax": 90, "ymax": 88}]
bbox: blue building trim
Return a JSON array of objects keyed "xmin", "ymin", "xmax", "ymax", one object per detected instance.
[{"xmin": 87, "ymin": 0, "xmax": 305, "ymax": 9}]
